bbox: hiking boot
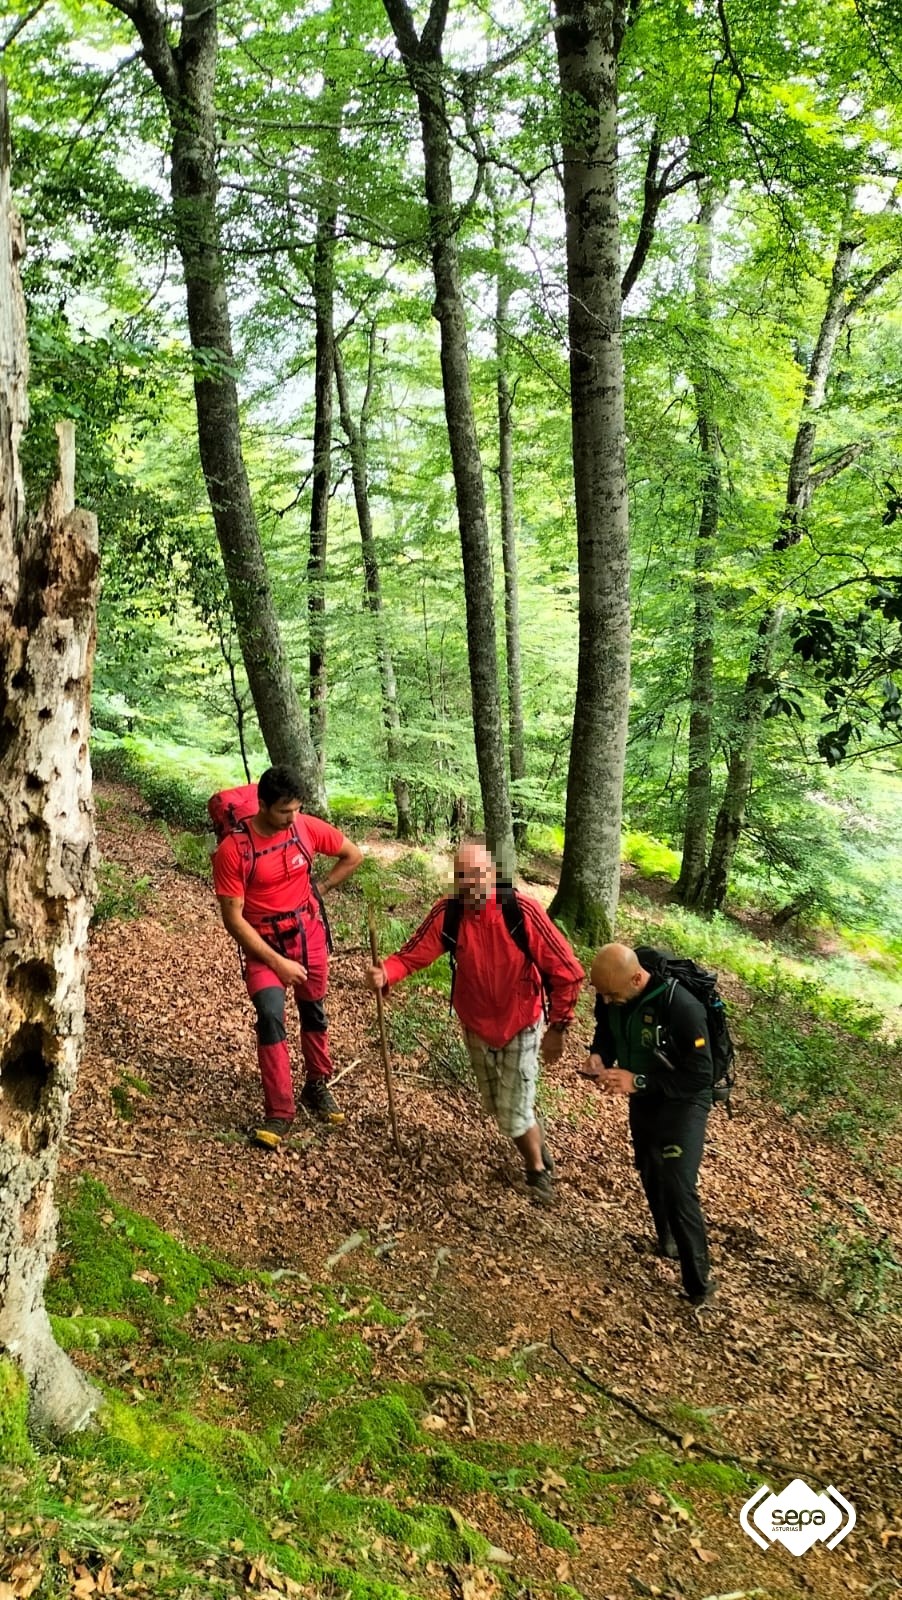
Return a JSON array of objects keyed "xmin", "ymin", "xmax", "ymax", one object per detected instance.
[
  {"xmin": 525, "ymin": 1167, "xmax": 555, "ymax": 1208},
  {"xmin": 300, "ymin": 1077, "xmax": 345, "ymax": 1125},
  {"xmin": 688, "ymin": 1277, "xmax": 717, "ymax": 1308},
  {"xmin": 251, "ymin": 1118, "xmax": 293, "ymax": 1150}
]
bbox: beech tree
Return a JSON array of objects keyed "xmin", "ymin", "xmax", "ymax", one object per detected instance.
[
  {"xmin": 673, "ymin": 189, "xmax": 722, "ymax": 905},
  {"xmin": 381, "ymin": 0, "xmax": 515, "ymax": 871},
  {"xmin": 100, "ymin": 0, "xmax": 326, "ymax": 809},
  {"xmin": 0, "ymin": 80, "xmax": 99, "ymax": 1433},
  {"xmin": 333, "ymin": 324, "xmax": 412, "ymax": 838},
  {"xmin": 548, "ymin": 0, "xmax": 631, "ymax": 940}
]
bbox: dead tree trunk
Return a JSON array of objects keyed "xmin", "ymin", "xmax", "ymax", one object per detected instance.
[{"xmin": 0, "ymin": 79, "xmax": 99, "ymax": 1433}]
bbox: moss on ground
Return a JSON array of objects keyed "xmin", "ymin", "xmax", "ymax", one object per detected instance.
[
  {"xmin": 5, "ymin": 1177, "xmax": 757, "ymax": 1600},
  {"xmin": 47, "ymin": 1175, "xmax": 239, "ymax": 1326},
  {"xmin": 50, "ymin": 1313, "xmax": 140, "ymax": 1351},
  {"xmin": 0, "ymin": 1359, "xmax": 33, "ymax": 1465}
]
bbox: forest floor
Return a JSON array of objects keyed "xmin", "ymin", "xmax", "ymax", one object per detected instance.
[{"xmin": 8, "ymin": 782, "xmax": 902, "ymax": 1600}]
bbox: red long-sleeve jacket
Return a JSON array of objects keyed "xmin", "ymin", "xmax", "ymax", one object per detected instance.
[{"xmin": 382, "ymin": 891, "xmax": 584, "ymax": 1048}]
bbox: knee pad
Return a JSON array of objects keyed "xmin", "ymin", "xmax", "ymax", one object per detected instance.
[
  {"xmin": 254, "ymin": 988, "xmax": 286, "ymax": 1047},
  {"xmin": 299, "ymin": 997, "xmax": 327, "ymax": 1034}
]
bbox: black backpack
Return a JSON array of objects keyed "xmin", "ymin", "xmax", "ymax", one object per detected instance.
[
  {"xmin": 637, "ymin": 945, "xmax": 736, "ymax": 1114},
  {"xmin": 441, "ymin": 885, "xmax": 547, "ymax": 1016}
]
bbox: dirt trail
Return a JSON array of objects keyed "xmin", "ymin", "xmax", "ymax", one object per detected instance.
[{"xmin": 63, "ymin": 785, "xmax": 902, "ymax": 1599}]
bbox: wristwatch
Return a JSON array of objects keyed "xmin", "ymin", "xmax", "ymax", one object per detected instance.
[{"xmin": 633, "ymin": 1073, "xmax": 647, "ymax": 1091}]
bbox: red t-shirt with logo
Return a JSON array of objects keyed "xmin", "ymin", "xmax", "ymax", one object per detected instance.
[{"xmin": 212, "ymin": 814, "xmax": 346, "ymax": 927}]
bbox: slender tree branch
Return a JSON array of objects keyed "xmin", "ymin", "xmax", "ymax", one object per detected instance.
[
  {"xmin": 841, "ymin": 252, "xmax": 902, "ymax": 324},
  {"xmin": 716, "ymin": 0, "xmax": 748, "ymax": 123},
  {"xmin": 852, "ymin": 0, "xmax": 902, "ymax": 90},
  {"xmin": 104, "ymin": 0, "xmax": 178, "ymax": 104},
  {"xmin": 806, "ymin": 440, "xmax": 871, "ymax": 491},
  {"xmin": 621, "ymin": 125, "xmax": 662, "ymax": 301},
  {"xmin": 361, "ymin": 319, "xmax": 378, "ymax": 429},
  {"xmin": 103, "ymin": 0, "xmax": 141, "ymax": 22},
  {"xmin": 1, "ymin": 0, "xmax": 50, "ymax": 54},
  {"xmin": 808, "ymin": 571, "xmax": 901, "ymax": 600},
  {"xmin": 382, "ymin": 0, "xmax": 421, "ymax": 55},
  {"xmin": 621, "ymin": 126, "xmax": 705, "ymax": 300},
  {"xmin": 549, "ymin": 1331, "xmax": 834, "ymax": 1487},
  {"xmin": 421, "ymin": 0, "xmax": 450, "ymax": 58},
  {"xmin": 60, "ymin": 49, "xmax": 145, "ymax": 169}
]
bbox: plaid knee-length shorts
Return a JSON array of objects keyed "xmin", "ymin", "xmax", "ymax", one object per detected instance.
[{"xmin": 463, "ymin": 1020, "xmax": 541, "ymax": 1139}]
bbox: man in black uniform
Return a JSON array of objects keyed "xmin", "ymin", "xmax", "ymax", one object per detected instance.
[{"xmin": 586, "ymin": 943, "xmax": 715, "ymax": 1306}]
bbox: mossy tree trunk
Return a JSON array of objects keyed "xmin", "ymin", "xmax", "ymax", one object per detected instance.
[{"xmin": 0, "ymin": 78, "xmax": 99, "ymax": 1434}]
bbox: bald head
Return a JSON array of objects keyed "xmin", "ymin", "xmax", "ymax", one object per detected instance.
[
  {"xmin": 453, "ymin": 840, "xmax": 495, "ymax": 911},
  {"xmin": 590, "ymin": 943, "xmax": 649, "ymax": 1005}
]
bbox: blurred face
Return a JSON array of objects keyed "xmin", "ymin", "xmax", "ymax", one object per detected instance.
[
  {"xmin": 454, "ymin": 844, "xmax": 495, "ymax": 911},
  {"xmin": 259, "ymin": 795, "xmax": 300, "ymax": 832}
]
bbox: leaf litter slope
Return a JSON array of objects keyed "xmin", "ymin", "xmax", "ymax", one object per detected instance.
[{"xmin": 60, "ymin": 783, "xmax": 902, "ymax": 1598}]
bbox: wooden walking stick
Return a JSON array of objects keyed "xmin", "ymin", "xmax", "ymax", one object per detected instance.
[{"xmin": 368, "ymin": 909, "xmax": 402, "ymax": 1158}]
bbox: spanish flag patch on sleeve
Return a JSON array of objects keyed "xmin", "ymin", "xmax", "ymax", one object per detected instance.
[{"xmin": 695, "ymin": 1036, "xmax": 707, "ymax": 1048}]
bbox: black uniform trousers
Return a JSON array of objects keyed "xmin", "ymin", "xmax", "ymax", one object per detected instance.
[{"xmin": 628, "ymin": 1092, "xmax": 711, "ymax": 1298}]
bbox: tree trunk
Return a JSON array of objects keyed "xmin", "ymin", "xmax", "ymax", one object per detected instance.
[
  {"xmin": 333, "ymin": 329, "xmax": 412, "ymax": 838},
  {"xmin": 105, "ymin": 0, "xmax": 326, "ymax": 811},
  {"xmin": 308, "ymin": 202, "xmax": 337, "ymax": 777},
  {"xmin": 0, "ymin": 80, "xmax": 99, "ymax": 1433},
  {"xmin": 490, "ymin": 187, "xmax": 527, "ymax": 851},
  {"xmin": 548, "ymin": 0, "xmax": 631, "ymax": 942},
  {"xmin": 381, "ymin": 0, "xmax": 515, "ymax": 875},
  {"xmin": 697, "ymin": 218, "xmax": 860, "ymax": 912},
  {"xmin": 674, "ymin": 191, "xmax": 721, "ymax": 904}
]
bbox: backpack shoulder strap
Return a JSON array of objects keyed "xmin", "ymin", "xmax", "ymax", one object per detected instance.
[
  {"xmin": 440, "ymin": 896, "xmax": 462, "ymax": 1015},
  {"xmin": 441, "ymin": 895, "xmax": 463, "ymax": 953},
  {"xmin": 229, "ymin": 821, "xmax": 257, "ymax": 886},
  {"xmin": 500, "ymin": 888, "xmax": 533, "ymax": 968},
  {"xmin": 289, "ymin": 820, "xmax": 314, "ymax": 870}
]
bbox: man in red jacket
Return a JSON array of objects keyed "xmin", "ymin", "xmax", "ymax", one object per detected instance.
[
  {"xmin": 365, "ymin": 841, "xmax": 583, "ymax": 1204},
  {"xmin": 213, "ymin": 765, "xmax": 363, "ymax": 1148}
]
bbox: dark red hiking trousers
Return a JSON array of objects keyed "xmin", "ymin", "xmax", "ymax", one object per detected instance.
[{"xmin": 244, "ymin": 910, "xmax": 332, "ymax": 1120}]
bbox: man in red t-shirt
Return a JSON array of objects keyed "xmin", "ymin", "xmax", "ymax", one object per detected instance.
[
  {"xmin": 212, "ymin": 765, "xmax": 363, "ymax": 1148},
  {"xmin": 365, "ymin": 841, "xmax": 583, "ymax": 1205}
]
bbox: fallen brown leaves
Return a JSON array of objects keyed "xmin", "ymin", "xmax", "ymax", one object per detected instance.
[{"xmin": 53, "ymin": 785, "xmax": 902, "ymax": 1600}]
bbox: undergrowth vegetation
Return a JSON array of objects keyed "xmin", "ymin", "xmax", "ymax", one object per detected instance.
[{"xmin": 620, "ymin": 902, "xmax": 902, "ymax": 1154}]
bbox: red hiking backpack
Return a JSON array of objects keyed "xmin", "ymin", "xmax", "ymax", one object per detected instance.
[
  {"xmin": 208, "ymin": 783, "xmax": 333, "ymax": 950},
  {"xmin": 208, "ymin": 783, "xmax": 259, "ymax": 843}
]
